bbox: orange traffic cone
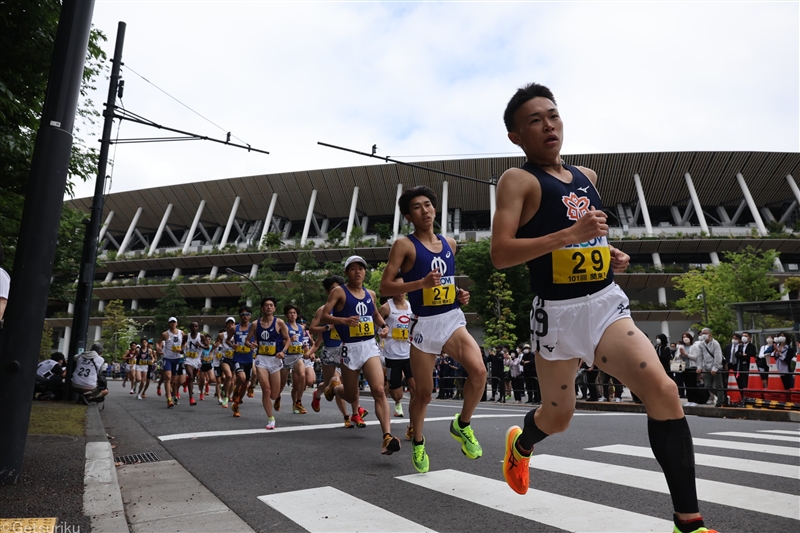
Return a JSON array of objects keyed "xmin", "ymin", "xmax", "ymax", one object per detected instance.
[
  {"xmin": 726, "ymin": 372, "xmax": 741, "ymax": 404},
  {"xmin": 745, "ymin": 356, "xmax": 763, "ymax": 400},
  {"xmin": 763, "ymin": 357, "xmax": 788, "ymax": 402},
  {"xmin": 791, "ymin": 353, "xmax": 800, "ymax": 403}
]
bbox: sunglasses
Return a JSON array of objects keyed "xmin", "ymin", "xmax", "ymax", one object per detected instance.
[{"xmin": 240, "ymin": 313, "xmax": 251, "ymax": 317}]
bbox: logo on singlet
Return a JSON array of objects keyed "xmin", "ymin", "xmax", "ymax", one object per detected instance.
[
  {"xmin": 577, "ymin": 186, "xmax": 590, "ymax": 193},
  {"xmin": 260, "ymin": 330, "xmax": 271, "ymax": 341},
  {"xmin": 430, "ymin": 256, "xmax": 448, "ymax": 275},
  {"xmin": 355, "ymin": 301, "xmax": 369, "ymax": 316},
  {"xmin": 562, "ymin": 192, "xmax": 590, "ymax": 221}
]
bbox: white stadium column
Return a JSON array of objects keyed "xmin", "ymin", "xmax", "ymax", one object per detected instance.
[
  {"xmin": 247, "ymin": 263, "xmax": 259, "ymax": 307},
  {"xmin": 95, "ymin": 300, "xmax": 105, "ymax": 341},
  {"xmin": 652, "ymin": 252, "xmax": 669, "ymax": 338},
  {"xmin": 392, "ymin": 183, "xmax": 403, "ymax": 243},
  {"xmin": 684, "ymin": 173, "xmax": 719, "ymax": 265},
  {"xmin": 300, "ymin": 189, "xmax": 318, "ymax": 247},
  {"xmin": 98, "ymin": 210, "xmax": 114, "ymax": 242},
  {"xmin": 116, "ymin": 206, "xmax": 143, "ymax": 256},
  {"xmin": 489, "ymin": 181, "xmax": 497, "ymax": 231},
  {"xmin": 440, "ymin": 181, "xmax": 449, "ymax": 237},
  {"xmin": 62, "ymin": 302, "xmax": 74, "ymax": 356},
  {"xmin": 174, "ymin": 200, "xmax": 206, "ymax": 279},
  {"xmin": 633, "ymin": 174, "xmax": 654, "ymax": 237},
  {"xmin": 345, "ymin": 186, "xmax": 359, "ymax": 244},
  {"xmin": 786, "ymin": 174, "xmax": 800, "ymax": 206},
  {"xmin": 149, "ymin": 203, "xmax": 173, "ymax": 255},
  {"xmin": 218, "ymin": 196, "xmax": 241, "ymax": 250},
  {"xmin": 259, "ymin": 193, "xmax": 279, "ymax": 249},
  {"xmin": 736, "ymin": 173, "xmax": 768, "ymax": 237}
]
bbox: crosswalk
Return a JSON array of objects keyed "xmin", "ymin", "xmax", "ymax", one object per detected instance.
[{"xmin": 258, "ymin": 428, "xmax": 800, "ymax": 532}]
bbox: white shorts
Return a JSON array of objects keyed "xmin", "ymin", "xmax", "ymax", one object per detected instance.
[
  {"xmin": 282, "ymin": 352, "xmax": 303, "ymax": 368},
  {"xmin": 340, "ymin": 340, "xmax": 381, "ymax": 372},
  {"xmin": 320, "ymin": 345, "xmax": 341, "ymax": 366},
  {"xmin": 531, "ymin": 283, "xmax": 631, "ymax": 367},
  {"xmin": 255, "ymin": 355, "xmax": 283, "ymax": 374},
  {"xmin": 184, "ymin": 357, "xmax": 202, "ymax": 369},
  {"xmin": 304, "ymin": 358, "xmax": 314, "ymax": 368},
  {"xmin": 409, "ymin": 308, "xmax": 467, "ymax": 355},
  {"xmin": 136, "ymin": 364, "xmax": 148, "ymax": 373}
]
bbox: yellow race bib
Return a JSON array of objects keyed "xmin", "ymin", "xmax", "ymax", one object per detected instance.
[
  {"xmin": 225, "ymin": 349, "xmax": 234, "ymax": 358},
  {"xmin": 258, "ymin": 342, "xmax": 277, "ymax": 356},
  {"xmin": 330, "ymin": 328, "xmax": 340, "ymax": 340},
  {"xmin": 422, "ymin": 276, "xmax": 456, "ymax": 306},
  {"xmin": 552, "ymin": 243, "xmax": 610, "ymax": 284},
  {"xmin": 391, "ymin": 326, "xmax": 409, "ymax": 341},
  {"xmin": 235, "ymin": 345, "xmax": 249, "ymax": 353},
  {"xmin": 186, "ymin": 351, "xmax": 199, "ymax": 359},
  {"xmin": 349, "ymin": 316, "xmax": 375, "ymax": 337},
  {"xmin": 171, "ymin": 345, "xmax": 182, "ymax": 352},
  {"xmin": 288, "ymin": 342, "xmax": 304, "ymax": 354},
  {"xmin": 215, "ymin": 352, "xmax": 223, "ymax": 360}
]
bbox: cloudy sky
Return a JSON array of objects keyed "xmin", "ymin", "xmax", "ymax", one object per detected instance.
[{"xmin": 71, "ymin": 0, "xmax": 799, "ymax": 200}]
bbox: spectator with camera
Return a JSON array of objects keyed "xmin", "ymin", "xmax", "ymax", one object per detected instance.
[{"xmin": 35, "ymin": 352, "xmax": 66, "ymax": 400}]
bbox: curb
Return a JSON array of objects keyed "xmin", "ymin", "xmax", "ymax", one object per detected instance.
[
  {"xmin": 84, "ymin": 404, "xmax": 129, "ymax": 533},
  {"xmin": 575, "ymin": 400, "xmax": 800, "ymax": 421}
]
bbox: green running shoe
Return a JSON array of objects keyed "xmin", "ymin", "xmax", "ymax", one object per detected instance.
[
  {"xmin": 412, "ymin": 438, "xmax": 430, "ymax": 473},
  {"xmin": 449, "ymin": 413, "xmax": 482, "ymax": 459}
]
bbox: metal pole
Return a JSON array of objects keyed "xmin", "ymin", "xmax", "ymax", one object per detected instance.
[
  {"xmin": 0, "ymin": 0, "xmax": 96, "ymax": 485},
  {"xmin": 67, "ymin": 21, "xmax": 125, "ymax": 396},
  {"xmin": 702, "ymin": 287, "xmax": 709, "ymax": 326}
]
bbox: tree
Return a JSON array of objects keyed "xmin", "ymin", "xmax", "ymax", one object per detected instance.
[
  {"xmin": 673, "ymin": 246, "xmax": 782, "ymax": 336},
  {"xmin": 262, "ymin": 232, "xmax": 282, "ymax": 250},
  {"xmin": 374, "ymin": 222, "xmax": 392, "ymax": 242},
  {"xmin": 284, "ymin": 252, "xmax": 329, "ymax": 318},
  {"xmin": 40, "ymin": 321, "xmax": 54, "ymax": 360},
  {"xmin": 348, "ymin": 226, "xmax": 364, "ymax": 251},
  {"xmin": 364, "ymin": 262, "xmax": 387, "ymax": 302},
  {"xmin": 1, "ymin": 1, "xmax": 107, "ymax": 273},
  {"xmin": 482, "ymin": 272, "xmax": 517, "ymax": 349},
  {"xmin": 239, "ymin": 257, "xmax": 284, "ymax": 315},
  {"xmin": 325, "ymin": 228, "xmax": 343, "ymax": 247},
  {"xmin": 49, "ymin": 205, "xmax": 88, "ymax": 301},
  {"xmin": 100, "ymin": 299, "xmax": 143, "ymax": 362},
  {"xmin": 785, "ymin": 277, "xmax": 800, "ymax": 299},
  {"xmin": 154, "ymin": 281, "xmax": 188, "ymax": 330}
]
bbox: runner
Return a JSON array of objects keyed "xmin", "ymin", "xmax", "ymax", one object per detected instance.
[
  {"xmin": 229, "ymin": 306, "xmax": 256, "ymax": 417},
  {"xmin": 300, "ymin": 318, "xmax": 319, "ymax": 393},
  {"xmin": 380, "ymin": 187, "xmax": 484, "ymax": 473},
  {"xmin": 135, "ymin": 338, "xmax": 155, "ymax": 399},
  {"xmin": 122, "ymin": 342, "xmax": 136, "ymax": 391},
  {"xmin": 492, "ymin": 83, "xmax": 715, "ymax": 533},
  {"xmin": 247, "ymin": 296, "xmax": 289, "ymax": 429},
  {"xmin": 157, "ymin": 317, "xmax": 186, "ymax": 408},
  {"xmin": 322, "ymin": 256, "xmax": 400, "ymax": 455},
  {"xmin": 277, "ymin": 304, "xmax": 309, "ymax": 414},
  {"xmin": 308, "ymin": 275, "xmax": 365, "ymax": 428},
  {"xmin": 199, "ymin": 333, "xmax": 215, "ymax": 400},
  {"xmin": 379, "ymin": 288, "xmax": 416, "ymax": 441},
  {"xmin": 183, "ymin": 322, "xmax": 208, "ymax": 406},
  {"xmin": 218, "ymin": 318, "xmax": 237, "ymax": 408}
]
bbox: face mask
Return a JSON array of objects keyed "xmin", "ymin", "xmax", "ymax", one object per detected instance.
[
  {"xmin": 731, "ymin": 339, "xmax": 738, "ymax": 345},
  {"xmin": 683, "ymin": 338, "xmax": 691, "ymax": 344},
  {"xmin": 777, "ymin": 336, "xmax": 786, "ymax": 343},
  {"xmin": 766, "ymin": 338, "xmax": 773, "ymax": 345},
  {"xmin": 700, "ymin": 334, "xmax": 709, "ymax": 342},
  {"xmin": 742, "ymin": 337, "xmax": 749, "ymax": 343},
  {"xmin": 670, "ymin": 347, "xmax": 677, "ymax": 353},
  {"xmin": 655, "ymin": 339, "xmax": 661, "ymax": 345}
]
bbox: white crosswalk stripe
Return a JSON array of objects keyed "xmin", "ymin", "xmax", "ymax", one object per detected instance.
[
  {"xmin": 397, "ymin": 469, "xmax": 673, "ymax": 532},
  {"xmin": 759, "ymin": 429, "xmax": 800, "ymax": 436},
  {"xmin": 709, "ymin": 431, "xmax": 800, "ymax": 443},
  {"xmin": 529, "ymin": 454, "xmax": 799, "ymax": 519},
  {"xmin": 258, "ymin": 486, "xmax": 436, "ymax": 532},
  {"xmin": 693, "ymin": 437, "xmax": 800, "ymax": 457},
  {"xmin": 586, "ymin": 444, "xmax": 800, "ymax": 480}
]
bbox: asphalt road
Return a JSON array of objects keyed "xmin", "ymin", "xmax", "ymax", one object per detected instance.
[{"xmin": 103, "ymin": 381, "xmax": 800, "ymax": 533}]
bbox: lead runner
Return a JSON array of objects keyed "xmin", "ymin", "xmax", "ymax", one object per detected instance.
[{"xmin": 492, "ymin": 83, "xmax": 715, "ymax": 533}]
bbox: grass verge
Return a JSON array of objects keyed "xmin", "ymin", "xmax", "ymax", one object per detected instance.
[{"xmin": 28, "ymin": 402, "xmax": 86, "ymax": 436}]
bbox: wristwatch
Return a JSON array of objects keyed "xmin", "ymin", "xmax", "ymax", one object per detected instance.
[{"xmin": 325, "ymin": 324, "xmax": 331, "ymax": 331}]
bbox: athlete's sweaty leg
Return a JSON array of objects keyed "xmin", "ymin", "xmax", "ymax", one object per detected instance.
[
  {"xmin": 442, "ymin": 326, "xmax": 487, "ymax": 423},
  {"xmin": 408, "ymin": 346, "xmax": 436, "ymax": 442}
]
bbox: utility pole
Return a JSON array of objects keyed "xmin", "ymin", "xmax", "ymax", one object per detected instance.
[
  {"xmin": 66, "ymin": 22, "xmax": 126, "ymax": 396},
  {"xmin": 0, "ymin": 0, "xmax": 95, "ymax": 485}
]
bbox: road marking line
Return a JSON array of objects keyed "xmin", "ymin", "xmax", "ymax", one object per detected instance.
[
  {"xmin": 758, "ymin": 430, "xmax": 800, "ymax": 436},
  {"xmin": 258, "ymin": 486, "xmax": 436, "ymax": 532},
  {"xmin": 530, "ymin": 454, "xmax": 799, "ymax": 520},
  {"xmin": 397, "ymin": 469, "xmax": 672, "ymax": 532},
  {"xmin": 157, "ymin": 414, "xmax": 520, "ymax": 441},
  {"xmin": 709, "ymin": 431, "xmax": 800, "ymax": 443},
  {"xmin": 586, "ymin": 444, "xmax": 800, "ymax": 480},
  {"xmin": 693, "ymin": 438, "xmax": 800, "ymax": 457}
]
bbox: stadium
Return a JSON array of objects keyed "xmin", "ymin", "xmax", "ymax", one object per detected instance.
[{"xmin": 47, "ymin": 150, "xmax": 800, "ymax": 353}]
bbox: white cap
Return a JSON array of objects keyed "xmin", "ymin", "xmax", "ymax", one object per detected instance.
[
  {"xmin": 225, "ymin": 316, "xmax": 236, "ymax": 323},
  {"xmin": 344, "ymin": 255, "xmax": 367, "ymax": 269},
  {"xmin": 168, "ymin": 316, "xmax": 178, "ymax": 323}
]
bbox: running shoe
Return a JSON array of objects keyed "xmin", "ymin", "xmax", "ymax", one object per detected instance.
[
  {"xmin": 183, "ymin": 384, "xmax": 188, "ymax": 393},
  {"xmin": 172, "ymin": 396, "xmax": 179, "ymax": 405},
  {"xmin": 351, "ymin": 414, "xmax": 367, "ymax": 428},
  {"xmin": 141, "ymin": 393, "xmax": 146, "ymax": 399},
  {"xmin": 232, "ymin": 402, "xmax": 241, "ymax": 417},
  {"xmin": 412, "ymin": 438, "xmax": 429, "ymax": 473},
  {"xmin": 381, "ymin": 434, "xmax": 401, "ymax": 455},
  {"xmin": 189, "ymin": 398, "xmax": 197, "ymax": 406},
  {"xmin": 450, "ymin": 413, "xmax": 482, "ymax": 459},
  {"xmin": 405, "ymin": 425, "xmax": 414, "ymax": 441},
  {"xmin": 673, "ymin": 526, "xmax": 718, "ymax": 533},
  {"xmin": 323, "ymin": 380, "xmax": 337, "ymax": 402},
  {"xmin": 394, "ymin": 403, "xmax": 404, "ymax": 417},
  {"xmin": 311, "ymin": 390, "xmax": 321, "ymax": 412},
  {"xmin": 358, "ymin": 406, "xmax": 369, "ymax": 419},
  {"xmin": 343, "ymin": 415, "xmax": 353, "ymax": 428},
  {"xmin": 167, "ymin": 398, "xmax": 174, "ymax": 409},
  {"xmin": 221, "ymin": 397, "xmax": 229, "ymax": 408},
  {"xmin": 199, "ymin": 393, "xmax": 204, "ymax": 401},
  {"xmin": 247, "ymin": 385, "xmax": 255, "ymax": 398},
  {"xmin": 274, "ymin": 396, "xmax": 281, "ymax": 411},
  {"xmin": 137, "ymin": 393, "xmax": 142, "ymax": 400},
  {"xmin": 156, "ymin": 386, "xmax": 162, "ymax": 396},
  {"xmin": 205, "ymin": 385, "xmax": 210, "ymax": 395},
  {"xmin": 175, "ymin": 392, "xmax": 181, "ymax": 400},
  {"xmin": 293, "ymin": 401, "xmax": 307, "ymax": 414},
  {"xmin": 266, "ymin": 417, "xmax": 276, "ymax": 430},
  {"xmin": 130, "ymin": 389, "xmax": 135, "ymax": 395},
  {"xmin": 502, "ymin": 425, "xmax": 530, "ymax": 495}
]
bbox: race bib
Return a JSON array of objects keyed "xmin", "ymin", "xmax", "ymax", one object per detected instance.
[
  {"xmin": 235, "ymin": 345, "xmax": 250, "ymax": 353},
  {"xmin": 392, "ymin": 325, "xmax": 409, "ymax": 341},
  {"xmin": 186, "ymin": 351, "xmax": 199, "ymax": 358},
  {"xmin": 215, "ymin": 352, "xmax": 223, "ymax": 360},
  {"xmin": 258, "ymin": 342, "xmax": 277, "ymax": 356},
  {"xmin": 422, "ymin": 276, "xmax": 456, "ymax": 306},
  {"xmin": 225, "ymin": 349, "xmax": 234, "ymax": 358},
  {"xmin": 288, "ymin": 342, "xmax": 304, "ymax": 354},
  {"xmin": 552, "ymin": 244, "xmax": 610, "ymax": 284},
  {"xmin": 171, "ymin": 345, "xmax": 181, "ymax": 352},
  {"xmin": 201, "ymin": 353, "xmax": 212, "ymax": 362},
  {"xmin": 350, "ymin": 316, "xmax": 375, "ymax": 337},
  {"xmin": 330, "ymin": 328, "xmax": 341, "ymax": 340}
]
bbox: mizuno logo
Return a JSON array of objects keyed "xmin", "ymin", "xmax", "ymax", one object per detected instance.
[
  {"xmin": 543, "ymin": 345, "xmax": 556, "ymax": 352},
  {"xmin": 577, "ymin": 186, "xmax": 589, "ymax": 193}
]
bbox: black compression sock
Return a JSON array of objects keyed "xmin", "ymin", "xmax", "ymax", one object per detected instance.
[
  {"xmin": 648, "ymin": 417, "xmax": 700, "ymax": 514},
  {"xmin": 457, "ymin": 417, "xmax": 470, "ymax": 429},
  {"xmin": 674, "ymin": 515, "xmax": 705, "ymax": 533},
  {"xmin": 517, "ymin": 408, "xmax": 549, "ymax": 453},
  {"xmin": 413, "ymin": 438, "xmax": 424, "ymax": 446}
]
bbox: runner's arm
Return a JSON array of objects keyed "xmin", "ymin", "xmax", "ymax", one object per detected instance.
[
  {"xmin": 308, "ymin": 306, "xmax": 327, "ymax": 334},
  {"xmin": 319, "ymin": 287, "xmax": 358, "ymax": 326},
  {"xmin": 380, "ymin": 238, "xmax": 436, "ymax": 296}
]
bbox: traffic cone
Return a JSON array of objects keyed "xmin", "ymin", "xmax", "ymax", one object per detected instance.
[
  {"xmin": 726, "ymin": 372, "xmax": 741, "ymax": 404},
  {"xmin": 745, "ymin": 357, "xmax": 763, "ymax": 400},
  {"xmin": 791, "ymin": 353, "xmax": 800, "ymax": 403},
  {"xmin": 763, "ymin": 357, "xmax": 788, "ymax": 402}
]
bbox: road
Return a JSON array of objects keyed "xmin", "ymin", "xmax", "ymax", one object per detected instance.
[{"xmin": 102, "ymin": 381, "xmax": 800, "ymax": 532}]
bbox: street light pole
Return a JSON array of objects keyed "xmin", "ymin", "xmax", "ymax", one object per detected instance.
[
  {"xmin": 701, "ymin": 287, "xmax": 709, "ymax": 326},
  {"xmin": 226, "ymin": 268, "xmax": 263, "ymax": 302}
]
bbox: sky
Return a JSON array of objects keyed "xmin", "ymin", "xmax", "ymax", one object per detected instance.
[{"xmin": 71, "ymin": 0, "xmax": 800, "ymax": 200}]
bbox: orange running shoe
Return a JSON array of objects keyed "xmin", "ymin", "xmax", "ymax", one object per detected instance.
[
  {"xmin": 503, "ymin": 426, "xmax": 531, "ymax": 495},
  {"xmin": 167, "ymin": 398, "xmax": 174, "ymax": 409},
  {"xmin": 247, "ymin": 385, "xmax": 255, "ymax": 398},
  {"xmin": 351, "ymin": 414, "xmax": 367, "ymax": 428},
  {"xmin": 343, "ymin": 415, "xmax": 353, "ymax": 428},
  {"xmin": 232, "ymin": 402, "xmax": 241, "ymax": 417},
  {"xmin": 358, "ymin": 406, "xmax": 369, "ymax": 419},
  {"xmin": 311, "ymin": 390, "xmax": 321, "ymax": 412},
  {"xmin": 274, "ymin": 396, "xmax": 281, "ymax": 411},
  {"xmin": 381, "ymin": 434, "xmax": 401, "ymax": 455}
]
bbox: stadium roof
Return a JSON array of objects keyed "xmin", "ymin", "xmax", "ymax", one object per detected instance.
[{"xmin": 66, "ymin": 151, "xmax": 800, "ymax": 235}]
